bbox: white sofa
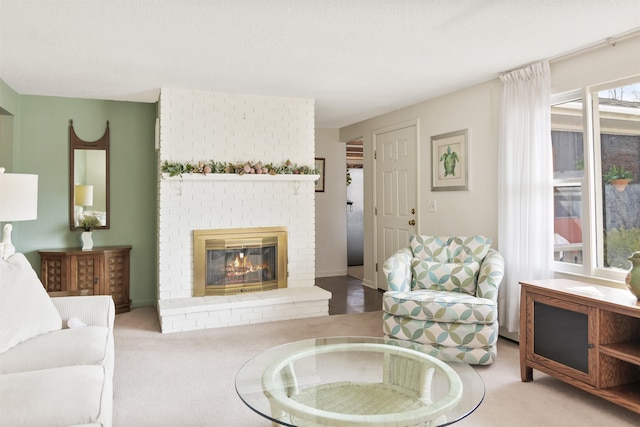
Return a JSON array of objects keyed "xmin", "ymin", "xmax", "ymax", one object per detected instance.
[{"xmin": 0, "ymin": 253, "xmax": 114, "ymax": 427}]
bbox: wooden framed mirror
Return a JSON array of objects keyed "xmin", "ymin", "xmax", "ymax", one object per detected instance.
[{"xmin": 69, "ymin": 120, "xmax": 110, "ymax": 230}]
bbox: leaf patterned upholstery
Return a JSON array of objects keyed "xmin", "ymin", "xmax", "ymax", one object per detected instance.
[
  {"xmin": 410, "ymin": 235, "xmax": 452, "ymax": 262},
  {"xmin": 383, "ymin": 236, "xmax": 504, "ymax": 365},
  {"xmin": 383, "ymin": 290, "xmax": 496, "ymax": 323},
  {"xmin": 411, "ymin": 259, "xmax": 481, "ymax": 295}
]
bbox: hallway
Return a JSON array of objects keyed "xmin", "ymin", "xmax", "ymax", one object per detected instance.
[{"xmin": 315, "ymin": 276, "xmax": 382, "ymax": 315}]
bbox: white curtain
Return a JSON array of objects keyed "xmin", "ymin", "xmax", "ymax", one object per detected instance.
[{"xmin": 498, "ymin": 61, "xmax": 554, "ymax": 333}]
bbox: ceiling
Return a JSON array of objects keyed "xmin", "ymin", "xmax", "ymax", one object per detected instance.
[{"xmin": 1, "ymin": 1, "xmax": 639, "ymax": 128}]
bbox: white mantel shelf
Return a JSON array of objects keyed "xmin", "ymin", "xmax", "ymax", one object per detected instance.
[{"xmin": 161, "ymin": 173, "xmax": 319, "ymax": 182}]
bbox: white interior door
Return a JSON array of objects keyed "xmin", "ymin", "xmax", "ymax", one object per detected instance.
[{"xmin": 375, "ymin": 124, "xmax": 418, "ymax": 290}]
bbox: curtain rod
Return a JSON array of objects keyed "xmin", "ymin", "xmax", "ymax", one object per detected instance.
[
  {"xmin": 502, "ymin": 28, "xmax": 640, "ymax": 76},
  {"xmin": 548, "ymin": 27, "xmax": 640, "ymax": 64}
]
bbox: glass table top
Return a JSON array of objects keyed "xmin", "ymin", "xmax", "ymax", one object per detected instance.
[{"xmin": 236, "ymin": 336, "xmax": 485, "ymax": 426}]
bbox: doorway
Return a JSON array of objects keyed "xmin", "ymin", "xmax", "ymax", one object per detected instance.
[
  {"xmin": 346, "ymin": 138, "xmax": 364, "ymax": 280},
  {"xmin": 374, "ymin": 122, "xmax": 418, "ymax": 290}
]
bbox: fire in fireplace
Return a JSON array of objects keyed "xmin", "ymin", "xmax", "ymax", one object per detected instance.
[
  {"xmin": 194, "ymin": 227, "xmax": 288, "ymax": 296},
  {"xmin": 208, "ymin": 240, "xmax": 275, "ymax": 285}
]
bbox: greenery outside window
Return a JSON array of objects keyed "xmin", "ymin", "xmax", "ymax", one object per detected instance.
[{"xmin": 552, "ymin": 77, "xmax": 640, "ymax": 281}]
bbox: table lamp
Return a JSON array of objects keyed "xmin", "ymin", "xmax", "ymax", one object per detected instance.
[
  {"xmin": 74, "ymin": 184, "xmax": 93, "ymax": 224},
  {"xmin": 0, "ymin": 167, "xmax": 38, "ymax": 260}
]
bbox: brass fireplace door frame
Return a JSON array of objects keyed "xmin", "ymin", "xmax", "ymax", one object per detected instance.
[{"xmin": 193, "ymin": 226, "xmax": 288, "ymax": 296}]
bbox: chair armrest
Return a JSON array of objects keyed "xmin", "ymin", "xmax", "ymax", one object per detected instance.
[
  {"xmin": 476, "ymin": 249, "xmax": 504, "ymax": 301},
  {"xmin": 383, "ymin": 247, "xmax": 413, "ymax": 292},
  {"xmin": 50, "ymin": 295, "xmax": 115, "ymax": 329}
]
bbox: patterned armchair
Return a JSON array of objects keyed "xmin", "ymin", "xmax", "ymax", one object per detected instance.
[{"xmin": 382, "ymin": 235, "xmax": 504, "ymax": 365}]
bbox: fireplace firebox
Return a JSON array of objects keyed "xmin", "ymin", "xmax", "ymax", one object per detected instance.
[{"xmin": 194, "ymin": 227, "xmax": 288, "ymax": 296}]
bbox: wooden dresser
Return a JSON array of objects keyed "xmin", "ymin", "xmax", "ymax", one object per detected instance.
[
  {"xmin": 519, "ymin": 279, "xmax": 640, "ymax": 414},
  {"xmin": 39, "ymin": 246, "xmax": 132, "ymax": 313}
]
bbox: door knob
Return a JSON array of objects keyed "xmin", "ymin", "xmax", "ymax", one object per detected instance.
[
  {"xmin": 408, "ymin": 220, "xmax": 416, "ymax": 226},
  {"xmin": 411, "ymin": 208, "xmax": 416, "ymax": 214}
]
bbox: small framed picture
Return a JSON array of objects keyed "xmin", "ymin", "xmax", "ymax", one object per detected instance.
[
  {"xmin": 431, "ymin": 129, "xmax": 468, "ymax": 191},
  {"xmin": 315, "ymin": 158, "xmax": 325, "ymax": 192}
]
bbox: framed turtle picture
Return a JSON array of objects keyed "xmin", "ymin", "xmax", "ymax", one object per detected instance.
[{"xmin": 431, "ymin": 129, "xmax": 468, "ymax": 191}]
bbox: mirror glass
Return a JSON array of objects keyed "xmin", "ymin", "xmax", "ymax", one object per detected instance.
[
  {"xmin": 73, "ymin": 150, "xmax": 107, "ymax": 227},
  {"xmin": 69, "ymin": 121, "xmax": 110, "ymax": 230}
]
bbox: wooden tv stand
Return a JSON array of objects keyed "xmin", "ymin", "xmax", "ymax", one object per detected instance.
[{"xmin": 520, "ymin": 279, "xmax": 640, "ymax": 414}]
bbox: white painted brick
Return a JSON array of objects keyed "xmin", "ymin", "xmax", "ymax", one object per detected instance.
[
  {"xmin": 253, "ymin": 305, "xmax": 276, "ymax": 314},
  {"xmin": 232, "ymin": 307, "xmax": 256, "ymax": 317},
  {"xmin": 186, "ymin": 311, "xmax": 211, "ymax": 321},
  {"xmin": 157, "ymin": 88, "xmax": 318, "ymax": 332},
  {"xmin": 207, "ymin": 309, "xmax": 233, "ymax": 320},
  {"xmin": 240, "ymin": 311, "xmax": 264, "ymax": 321},
  {"xmin": 260, "ymin": 310, "xmax": 289, "ymax": 321},
  {"xmin": 196, "ymin": 318, "xmax": 224, "ymax": 329},
  {"xmin": 177, "ymin": 319, "xmax": 198, "ymax": 331},
  {"xmin": 157, "ymin": 291, "xmax": 330, "ymax": 333}
]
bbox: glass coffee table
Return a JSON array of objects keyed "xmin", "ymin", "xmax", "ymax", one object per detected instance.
[{"xmin": 236, "ymin": 336, "xmax": 485, "ymax": 426}]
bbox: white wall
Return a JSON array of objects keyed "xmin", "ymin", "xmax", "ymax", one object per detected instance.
[
  {"xmin": 314, "ymin": 128, "xmax": 348, "ymax": 277},
  {"xmin": 550, "ymin": 35, "xmax": 640, "ymax": 95},
  {"xmin": 340, "ymin": 80, "xmax": 501, "ymax": 288},
  {"xmin": 338, "ymin": 33, "xmax": 640, "ymax": 290}
]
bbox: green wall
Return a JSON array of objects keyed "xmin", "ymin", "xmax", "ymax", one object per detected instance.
[
  {"xmin": 0, "ymin": 80, "xmax": 19, "ymax": 170},
  {"xmin": 0, "ymin": 87, "xmax": 158, "ymax": 307}
]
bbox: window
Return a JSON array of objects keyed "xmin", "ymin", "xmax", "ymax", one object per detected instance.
[
  {"xmin": 552, "ymin": 78, "xmax": 640, "ymax": 281},
  {"xmin": 552, "ymin": 99, "xmax": 585, "ymax": 266}
]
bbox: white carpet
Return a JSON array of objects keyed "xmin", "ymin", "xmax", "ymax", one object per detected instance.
[{"xmin": 113, "ymin": 307, "xmax": 637, "ymax": 426}]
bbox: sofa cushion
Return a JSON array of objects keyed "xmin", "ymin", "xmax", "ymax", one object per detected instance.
[
  {"xmin": 411, "ymin": 258, "xmax": 480, "ymax": 295},
  {"xmin": 409, "ymin": 235, "xmax": 451, "ymax": 263},
  {"xmin": 0, "ymin": 365, "xmax": 106, "ymax": 427},
  {"xmin": 383, "ymin": 290, "xmax": 497, "ymax": 324},
  {"xmin": 0, "ymin": 326, "xmax": 110, "ymax": 374},
  {"xmin": 0, "ymin": 253, "xmax": 62, "ymax": 353}
]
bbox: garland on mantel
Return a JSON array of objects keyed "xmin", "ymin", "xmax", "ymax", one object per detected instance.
[{"xmin": 161, "ymin": 160, "xmax": 319, "ymax": 177}]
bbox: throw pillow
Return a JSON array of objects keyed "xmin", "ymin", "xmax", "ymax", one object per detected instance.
[
  {"xmin": 409, "ymin": 235, "xmax": 451, "ymax": 263},
  {"xmin": 0, "ymin": 253, "xmax": 62, "ymax": 353},
  {"xmin": 411, "ymin": 258, "xmax": 481, "ymax": 295},
  {"xmin": 448, "ymin": 236, "xmax": 492, "ymax": 263}
]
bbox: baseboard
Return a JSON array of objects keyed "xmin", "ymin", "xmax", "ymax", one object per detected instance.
[
  {"xmin": 499, "ymin": 326, "xmax": 520, "ymax": 343},
  {"xmin": 362, "ymin": 278, "xmax": 375, "ymax": 289},
  {"xmin": 315, "ymin": 269, "xmax": 348, "ymax": 278},
  {"xmin": 131, "ymin": 299, "xmax": 157, "ymax": 308}
]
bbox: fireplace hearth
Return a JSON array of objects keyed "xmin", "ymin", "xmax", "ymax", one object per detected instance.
[{"xmin": 194, "ymin": 227, "xmax": 288, "ymax": 296}]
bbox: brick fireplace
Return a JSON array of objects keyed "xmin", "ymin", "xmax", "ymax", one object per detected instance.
[{"xmin": 156, "ymin": 88, "xmax": 330, "ymax": 333}]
